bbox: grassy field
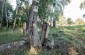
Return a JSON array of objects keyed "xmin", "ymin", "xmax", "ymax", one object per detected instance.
[
  {"xmin": 0, "ymin": 25, "xmax": 85, "ymax": 55},
  {"xmin": 0, "ymin": 29, "xmax": 23, "ymax": 45}
]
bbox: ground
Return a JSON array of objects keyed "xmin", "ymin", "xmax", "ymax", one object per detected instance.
[{"xmin": 0, "ymin": 25, "xmax": 85, "ymax": 55}]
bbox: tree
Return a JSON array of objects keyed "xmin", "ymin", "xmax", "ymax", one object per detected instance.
[
  {"xmin": 13, "ymin": 0, "xmax": 29, "ymax": 31},
  {"xmin": 80, "ymin": 1, "xmax": 85, "ymax": 18},
  {"xmin": 0, "ymin": 0, "xmax": 3, "ymax": 32},
  {"xmin": 4, "ymin": 0, "xmax": 9, "ymax": 31},
  {"xmin": 38, "ymin": 0, "xmax": 71, "ymax": 27},
  {"xmin": 58, "ymin": 16, "xmax": 67, "ymax": 25},
  {"xmin": 67, "ymin": 18, "xmax": 73, "ymax": 25},
  {"xmin": 75, "ymin": 18, "xmax": 85, "ymax": 25},
  {"xmin": 83, "ymin": 14, "xmax": 85, "ymax": 18},
  {"xmin": 28, "ymin": 0, "xmax": 71, "ymax": 54},
  {"xmin": 28, "ymin": 0, "xmax": 42, "ymax": 54},
  {"xmin": 0, "ymin": 0, "xmax": 13, "ymax": 31},
  {"xmin": 0, "ymin": 0, "xmax": 72, "ymax": 54},
  {"xmin": 13, "ymin": 0, "xmax": 20, "ymax": 31},
  {"xmin": 80, "ymin": 1, "xmax": 85, "ymax": 9}
]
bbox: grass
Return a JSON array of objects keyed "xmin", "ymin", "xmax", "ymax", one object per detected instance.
[
  {"xmin": 0, "ymin": 46, "xmax": 28, "ymax": 55},
  {"xmin": 49, "ymin": 25, "xmax": 85, "ymax": 49},
  {"xmin": 0, "ymin": 29, "xmax": 23, "ymax": 45},
  {"xmin": 0, "ymin": 25, "xmax": 85, "ymax": 55}
]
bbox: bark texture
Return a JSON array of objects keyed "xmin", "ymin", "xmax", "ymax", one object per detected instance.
[
  {"xmin": 41, "ymin": 22, "xmax": 49, "ymax": 44},
  {"xmin": 0, "ymin": 17, "xmax": 2, "ymax": 32},
  {"xmin": 53, "ymin": 20, "xmax": 56, "ymax": 27},
  {"xmin": 5, "ymin": 0, "xmax": 9, "ymax": 31},
  {"xmin": 29, "ymin": 0, "xmax": 42, "ymax": 54},
  {"xmin": 0, "ymin": 19, "xmax": 2, "ymax": 32},
  {"xmin": 13, "ymin": 17, "xmax": 17, "ymax": 31},
  {"xmin": 29, "ymin": 0, "xmax": 54, "ymax": 54},
  {"xmin": 0, "ymin": 1, "xmax": 3, "ymax": 32},
  {"xmin": 13, "ymin": 0, "xmax": 18, "ymax": 31},
  {"xmin": 23, "ymin": 22, "xmax": 27, "ymax": 37}
]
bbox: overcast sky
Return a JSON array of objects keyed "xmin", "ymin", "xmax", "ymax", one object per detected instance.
[
  {"xmin": 9, "ymin": 0, "xmax": 85, "ymax": 21},
  {"xmin": 64, "ymin": 0, "xmax": 85, "ymax": 21}
]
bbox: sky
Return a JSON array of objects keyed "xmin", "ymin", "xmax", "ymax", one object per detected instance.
[
  {"xmin": 9, "ymin": 0, "xmax": 85, "ymax": 21},
  {"xmin": 9, "ymin": 0, "xmax": 16, "ymax": 9},
  {"xmin": 63, "ymin": 0, "xmax": 85, "ymax": 21},
  {"xmin": 9, "ymin": 0, "xmax": 32, "ymax": 9}
]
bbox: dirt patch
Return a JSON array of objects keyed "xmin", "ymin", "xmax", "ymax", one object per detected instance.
[{"xmin": 68, "ymin": 47, "xmax": 78, "ymax": 55}]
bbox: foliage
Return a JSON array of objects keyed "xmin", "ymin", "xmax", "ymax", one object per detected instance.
[
  {"xmin": 38, "ymin": 0, "xmax": 71, "ymax": 21},
  {"xmin": 57, "ymin": 16, "xmax": 67, "ymax": 25},
  {"xmin": 80, "ymin": 1, "xmax": 85, "ymax": 9},
  {"xmin": 80, "ymin": 0, "xmax": 85, "ymax": 18},
  {"xmin": 67, "ymin": 18, "xmax": 73, "ymax": 25},
  {"xmin": 0, "ymin": 0, "xmax": 13, "ymax": 27},
  {"xmin": 75, "ymin": 18, "xmax": 85, "ymax": 25}
]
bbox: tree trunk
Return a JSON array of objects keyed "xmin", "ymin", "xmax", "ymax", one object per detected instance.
[
  {"xmin": 0, "ymin": 2, "xmax": 3, "ymax": 32},
  {"xmin": 13, "ymin": 8, "xmax": 18, "ymax": 31},
  {"xmin": 0, "ymin": 18, "xmax": 2, "ymax": 32},
  {"xmin": 28, "ymin": 0, "xmax": 54, "ymax": 54},
  {"xmin": 13, "ymin": 0, "xmax": 19, "ymax": 31},
  {"xmin": 23, "ymin": 22, "xmax": 26, "ymax": 37},
  {"xmin": 41, "ymin": 22, "xmax": 54, "ymax": 49},
  {"xmin": 41, "ymin": 22, "xmax": 49, "ymax": 44},
  {"xmin": 53, "ymin": 19, "xmax": 56, "ymax": 27},
  {"xmin": 5, "ymin": 0, "xmax": 9, "ymax": 31},
  {"xmin": 6, "ymin": 16, "xmax": 8, "ymax": 31},
  {"xmin": 13, "ymin": 17, "xmax": 17, "ymax": 31},
  {"xmin": 29, "ymin": 0, "xmax": 42, "ymax": 54}
]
